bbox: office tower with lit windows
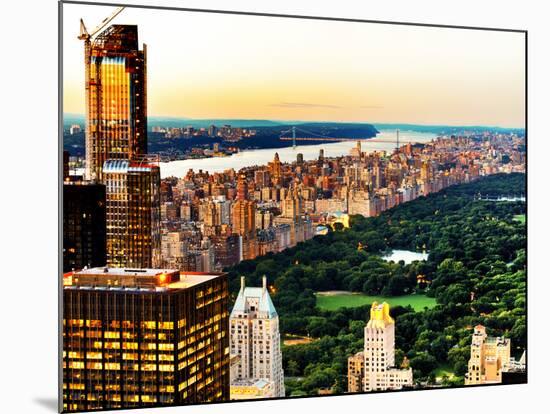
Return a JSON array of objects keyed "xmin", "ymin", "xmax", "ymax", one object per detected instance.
[
  {"xmin": 229, "ymin": 277, "xmax": 285, "ymax": 399},
  {"xmin": 84, "ymin": 25, "xmax": 147, "ymax": 182},
  {"xmin": 103, "ymin": 158, "xmax": 161, "ymax": 268},
  {"xmin": 347, "ymin": 302, "xmax": 412, "ymax": 392},
  {"xmin": 63, "ymin": 182, "xmax": 107, "ymax": 272},
  {"xmin": 62, "ymin": 267, "xmax": 230, "ymax": 412}
]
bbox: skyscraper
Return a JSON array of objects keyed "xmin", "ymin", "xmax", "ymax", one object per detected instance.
[
  {"xmin": 268, "ymin": 153, "xmax": 282, "ymax": 186},
  {"xmin": 103, "ymin": 158, "xmax": 161, "ymax": 268},
  {"xmin": 232, "ymin": 174, "xmax": 257, "ymax": 260},
  {"xmin": 236, "ymin": 173, "xmax": 249, "ymax": 201},
  {"xmin": 348, "ymin": 302, "xmax": 412, "ymax": 392},
  {"xmin": 229, "ymin": 276, "xmax": 285, "ymax": 399},
  {"xmin": 465, "ymin": 325, "xmax": 511, "ymax": 385},
  {"xmin": 62, "ymin": 267, "xmax": 230, "ymax": 412},
  {"xmin": 63, "ymin": 182, "xmax": 107, "ymax": 272},
  {"xmin": 84, "ymin": 25, "xmax": 147, "ymax": 182}
]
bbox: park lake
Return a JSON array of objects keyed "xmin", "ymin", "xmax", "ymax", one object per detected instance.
[{"xmin": 381, "ymin": 249, "xmax": 429, "ymax": 264}]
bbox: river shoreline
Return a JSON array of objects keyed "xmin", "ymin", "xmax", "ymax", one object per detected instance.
[{"xmin": 160, "ymin": 129, "xmax": 437, "ymax": 178}]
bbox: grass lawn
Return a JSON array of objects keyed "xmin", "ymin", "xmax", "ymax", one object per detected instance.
[
  {"xmin": 315, "ymin": 292, "xmax": 436, "ymax": 311},
  {"xmin": 513, "ymin": 214, "xmax": 526, "ymax": 224},
  {"xmin": 433, "ymin": 364, "xmax": 455, "ymax": 381}
]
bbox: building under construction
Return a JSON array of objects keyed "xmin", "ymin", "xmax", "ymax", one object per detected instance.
[{"xmin": 80, "ymin": 17, "xmax": 147, "ymax": 182}]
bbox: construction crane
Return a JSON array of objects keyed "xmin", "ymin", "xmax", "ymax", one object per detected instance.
[
  {"xmin": 78, "ymin": 6, "xmax": 125, "ymax": 71},
  {"xmin": 78, "ymin": 7, "xmax": 124, "ymax": 180},
  {"xmin": 78, "ymin": 6, "xmax": 125, "ymax": 43}
]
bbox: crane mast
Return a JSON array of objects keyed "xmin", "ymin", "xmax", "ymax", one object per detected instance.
[{"xmin": 77, "ymin": 7, "xmax": 125, "ymax": 180}]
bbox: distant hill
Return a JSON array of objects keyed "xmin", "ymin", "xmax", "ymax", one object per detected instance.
[
  {"xmin": 372, "ymin": 123, "xmax": 525, "ymax": 135},
  {"xmin": 63, "ymin": 114, "xmax": 287, "ymax": 129},
  {"xmin": 62, "ymin": 119, "xmax": 379, "ymax": 157},
  {"xmin": 150, "ymin": 118, "xmax": 290, "ymax": 129},
  {"xmin": 63, "ymin": 114, "xmax": 524, "ymax": 135}
]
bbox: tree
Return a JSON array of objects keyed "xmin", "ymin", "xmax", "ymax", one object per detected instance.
[
  {"xmin": 286, "ymin": 359, "xmax": 300, "ymax": 377},
  {"xmin": 410, "ymin": 352, "xmax": 438, "ymax": 378}
]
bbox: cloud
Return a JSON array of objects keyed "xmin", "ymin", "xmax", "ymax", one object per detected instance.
[
  {"xmin": 269, "ymin": 102, "xmax": 342, "ymax": 109},
  {"xmin": 359, "ymin": 105, "xmax": 383, "ymax": 109}
]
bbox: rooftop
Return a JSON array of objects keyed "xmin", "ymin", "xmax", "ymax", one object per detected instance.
[
  {"xmin": 64, "ymin": 267, "xmax": 224, "ymax": 292},
  {"xmin": 103, "ymin": 159, "xmax": 159, "ymax": 174},
  {"xmin": 230, "ymin": 276, "xmax": 278, "ymax": 318},
  {"xmin": 366, "ymin": 301, "xmax": 394, "ymax": 329},
  {"xmin": 230, "ymin": 378, "xmax": 272, "ymax": 389}
]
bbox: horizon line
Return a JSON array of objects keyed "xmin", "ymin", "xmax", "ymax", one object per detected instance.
[{"xmin": 62, "ymin": 113, "xmax": 526, "ymax": 130}]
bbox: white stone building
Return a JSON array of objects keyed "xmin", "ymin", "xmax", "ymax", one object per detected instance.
[
  {"xmin": 229, "ymin": 276, "xmax": 285, "ymax": 398},
  {"xmin": 363, "ymin": 302, "xmax": 413, "ymax": 392}
]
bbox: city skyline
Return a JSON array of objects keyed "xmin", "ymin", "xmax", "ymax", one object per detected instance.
[
  {"xmin": 63, "ymin": 4, "xmax": 525, "ymax": 128},
  {"xmin": 61, "ymin": 4, "xmax": 527, "ymax": 410}
]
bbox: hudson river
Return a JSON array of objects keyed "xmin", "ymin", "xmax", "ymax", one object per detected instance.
[{"xmin": 159, "ymin": 129, "xmax": 437, "ymax": 178}]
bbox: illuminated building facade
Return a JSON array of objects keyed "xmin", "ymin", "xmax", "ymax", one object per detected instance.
[
  {"xmin": 347, "ymin": 351, "xmax": 364, "ymax": 393},
  {"xmin": 103, "ymin": 159, "xmax": 161, "ymax": 268},
  {"xmin": 229, "ymin": 277, "xmax": 285, "ymax": 398},
  {"xmin": 268, "ymin": 152, "xmax": 282, "ymax": 186},
  {"xmin": 62, "ymin": 267, "xmax": 230, "ymax": 412},
  {"xmin": 84, "ymin": 25, "xmax": 147, "ymax": 182},
  {"xmin": 63, "ymin": 182, "xmax": 107, "ymax": 272},
  {"xmin": 232, "ymin": 174, "xmax": 257, "ymax": 260},
  {"xmin": 465, "ymin": 325, "xmax": 511, "ymax": 385},
  {"xmin": 348, "ymin": 302, "xmax": 412, "ymax": 392}
]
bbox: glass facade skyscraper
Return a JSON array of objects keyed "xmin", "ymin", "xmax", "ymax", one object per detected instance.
[
  {"xmin": 85, "ymin": 25, "xmax": 147, "ymax": 182},
  {"xmin": 103, "ymin": 158, "xmax": 161, "ymax": 269},
  {"xmin": 63, "ymin": 182, "xmax": 107, "ymax": 272}
]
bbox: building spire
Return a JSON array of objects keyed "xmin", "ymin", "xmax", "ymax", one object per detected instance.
[{"xmin": 241, "ymin": 276, "xmax": 245, "ymax": 291}]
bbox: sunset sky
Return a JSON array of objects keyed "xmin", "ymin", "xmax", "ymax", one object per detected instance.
[{"xmin": 62, "ymin": 3, "xmax": 525, "ymax": 127}]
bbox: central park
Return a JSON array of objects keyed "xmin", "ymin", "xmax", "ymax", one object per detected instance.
[{"xmin": 224, "ymin": 173, "xmax": 526, "ymax": 396}]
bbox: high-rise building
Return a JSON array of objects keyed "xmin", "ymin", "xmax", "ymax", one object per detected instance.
[
  {"xmin": 348, "ymin": 302, "xmax": 412, "ymax": 392},
  {"xmin": 84, "ymin": 25, "xmax": 147, "ymax": 181},
  {"xmin": 254, "ymin": 169, "xmax": 270, "ymax": 188},
  {"xmin": 232, "ymin": 201, "xmax": 256, "ymax": 238},
  {"xmin": 229, "ymin": 276, "xmax": 285, "ymax": 398},
  {"xmin": 62, "ymin": 267, "xmax": 230, "ymax": 412},
  {"xmin": 281, "ymin": 185, "xmax": 303, "ymax": 220},
  {"xmin": 268, "ymin": 153, "xmax": 282, "ymax": 186},
  {"xmin": 160, "ymin": 231, "xmax": 188, "ymax": 269},
  {"xmin": 211, "ymin": 234, "xmax": 241, "ymax": 269},
  {"xmin": 232, "ymin": 174, "xmax": 257, "ymax": 260},
  {"xmin": 103, "ymin": 158, "xmax": 161, "ymax": 268},
  {"xmin": 235, "ymin": 173, "xmax": 249, "ymax": 201},
  {"xmin": 465, "ymin": 325, "xmax": 511, "ymax": 385},
  {"xmin": 347, "ymin": 351, "xmax": 364, "ymax": 393},
  {"xmin": 69, "ymin": 124, "xmax": 82, "ymax": 135},
  {"xmin": 63, "ymin": 182, "xmax": 107, "ymax": 272}
]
